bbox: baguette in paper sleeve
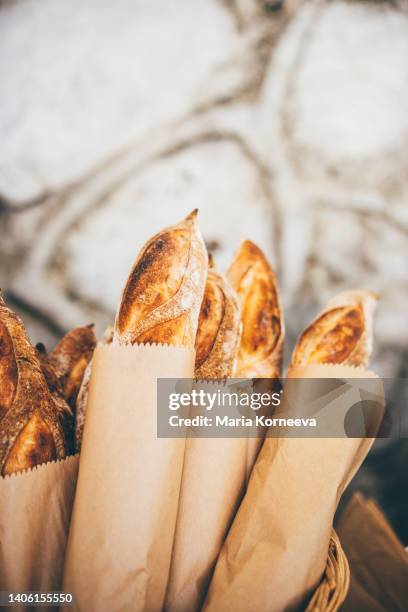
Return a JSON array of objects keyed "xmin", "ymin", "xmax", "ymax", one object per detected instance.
[
  {"xmin": 75, "ymin": 208, "xmax": 208, "ymax": 445},
  {"xmin": 204, "ymin": 289, "xmax": 379, "ymax": 612},
  {"xmin": 0, "ymin": 293, "xmax": 74, "ymax": 476},
  {"xmin": 63, "ymin": 211, "xmax": 207, "ymax": 612},
  {"xmin": 229, "ymin": 239, "xmax": 285, "ymax": 469}
]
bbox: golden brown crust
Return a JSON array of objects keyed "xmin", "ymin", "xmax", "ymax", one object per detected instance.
[
  {"xmin": 36, "ymin": 346, "xmax": 63, "ymax": 397},
  {"xmin": 3, "ymin": 412, "xmax": 57, "ymax": 477},
  {"xmin": 0, "ymin": 294, "xmax": 73, "ymax": 476},
  {"xmin": 195, "ymin": 259, "xmax": 241, "ymax": 379},
  {"xmin": 36, "ymin": 349, "xmax": 75, "ymax": 454},
  {"xmin": 115, "ymin": 210, "xmax": 207, "ymax": 346},
  {"xmin": 49, "ymin": 325, "xmax": 96, "ymax": 410},
  {"xmin": 289, "ymin": 290, "xmax": 378, "ymax": 369},
  {"xmin": 0, "ymin": 319, "xmax": 18, "ymax": 422},
  {"xmin": 227, "ymin": 240, "xmax": 284, "ymax": 378}
]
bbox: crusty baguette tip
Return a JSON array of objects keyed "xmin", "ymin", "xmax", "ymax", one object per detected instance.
[
  {"xmin": 46, "ymin": 325, "xmax": 96, "ymax": 410},
  {"xmin": 195, "ymin": 256, "xmax": 241, "ymax": 379},
  {"xmin": 228, "ymin": 240, "xmax": 284, "ymax": 378},
  {"xmin": 290, "ymin": 289, "xmax": 378, "ymax": 370},
  {"xmin": 115, "ymin": 210, "xmax": 208, "ymax": 347}
]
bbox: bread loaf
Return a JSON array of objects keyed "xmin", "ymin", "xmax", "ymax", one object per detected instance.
[
  {"xmin": 36, "ymin": 344, "xmax": 75, "ymax": 454},
  {"xmin": 227, "ymin": 240, "xmax": 284, "ymax": 378},
  {"xmin": 75, "ymin": 325, "xmax": 114, "ymax": 450},
  {"xmin": 48, "ymin": 324, "xmax": 96, "ymax": 410},
  {"xmin": 195, "ymin": 257, "xmax": 241, "ymax": 379},
  {"xmin": 0, "ymin": 317, "xmax": 17, "ymax": 422},
  {"xmin": 0, "ymin": 293, "xmax": 73, "ymax": 476},
  {"xmin": 289, "ymin": 290, "xmax": 378, "ymax": 369},
  {"xmin": 115, "ymin": 210, "xmax": 207, "ymax": 346}
]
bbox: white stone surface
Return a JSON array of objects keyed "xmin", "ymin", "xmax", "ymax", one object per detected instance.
[
  {"xmin": 0, "ymin": 0, "xmax": 407, "ymax": 355},
  {"xmin": 0, "ymin": 0, "xmax": 247, "ymax": 202},
  {"xmin": 293, "ymin": 4, "xmax": 408, "ymax": 164},
  {"xmin": 255, "ymin": 0, "xmax": 408, "ymax": 346}
]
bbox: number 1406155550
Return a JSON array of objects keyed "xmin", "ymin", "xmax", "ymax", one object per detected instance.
[{"xmin": 1, "ymin": 592, "xmax": 74, "ymax": 607}]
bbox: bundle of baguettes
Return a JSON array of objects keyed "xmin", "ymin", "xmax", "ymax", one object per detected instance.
[
  {"xmin": 63, "ymin": 211, "xmax": 208, "ymax": 612},
  {"xmin": 204, "ymin": 290, "xmax": 383, "ymax": 612},
  {"xmin": 1, "ymin": 206, "xmax": 385, "ymax": 611},
  {"xmin": 166, "ymin": 241, "xmax": 284, "ymax": 612},
  {"xmin": 0, "ymin": 295, "xmax": 95, "ymax": 603}
]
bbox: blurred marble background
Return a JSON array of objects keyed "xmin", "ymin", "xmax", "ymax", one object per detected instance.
[{"xmin": 1, "ymin": 0, "xmax": 407, "ymax": 537}]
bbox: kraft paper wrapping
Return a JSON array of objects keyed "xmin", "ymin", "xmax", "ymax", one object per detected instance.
[
  {"xmin": 0, "ymin": 455, "xmax": 79, "ymax": 612},
  {"xmin": 63, "ymin": 343, "xmax": 195, "ymax": 612},
  {"xmin": 245, "ymin": 379, "xmax": 279, "ymax": 481},
  {"xmin": 338, "ymin": 493, "xmax": 408, "ymax": 611},
  {"xmin": 203, "ymin": 364, "xmax": 384, "ymax": 612},
  {"xmin": 166, "ymin": 435, "xmax": 248, "ymax": 612},
  {"xmin": 166, "ymin": 380, "xmax": 270, "ymax": 612}
]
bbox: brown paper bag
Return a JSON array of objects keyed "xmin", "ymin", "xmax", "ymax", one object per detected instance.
[
  {"xmin": 203, "ymin": 364, "xmax": 384, "ymax": 612},
  {"xmin": 338, "ymin": 493, "xmax": 408, "ymax": 611},
  {"xmin": 63, "ymin": 344, "xmax": 195, "ymax": 612},
  {"xmin": 165, "ymin": 379, "xmax": 272, "ymax": 612},
  {"xmin": 340, "ymin": 579, "xmax": 386, "ymax": 612},
  {"xmin": 166, "ymin": 435, "xmax": 248, "ymax": 612},
  {"xmin": 0, "ymin": 455, "xmax": 79, "ymax": 612}
]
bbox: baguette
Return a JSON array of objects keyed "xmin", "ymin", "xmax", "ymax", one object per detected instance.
[
  {"xmin": 75, "ymin": 325, "xmax": 114, "ymax": 450},
  {"xmin": 289, "ymin": 290, "xmax": 378, "ymax": 369},
  {"xmin": 0, "ymin": 317, "xmax": 17, "ymax": 422},
  {"xmin": 115, "ymin": 210, "xmax": 207, "ymax": 346},
  {"xmin": 48, "ymin": 325, "xmax": 96, "ymax": 410},
  {"xmin": 0, "ymin": 293, "xmax": 73, "ymax": 476},
  {"xmin": 195, "ymin": 257, "xmax": 241, "ymax": 379},
  {"xmin": 203, "ymin": 291, "xmax": 379, "ymax": 612},
  {"xmin": 36, "ymin": 344, "xmax": 75, "ymax": 453},
  {"xmin": 228, "ymin": 240, "xmax": 284, "ymax": 378}
]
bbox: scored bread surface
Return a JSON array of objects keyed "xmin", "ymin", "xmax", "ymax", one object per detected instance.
[
  {"xmin": 290, "ymin": 290, "xmax": 378, "ymax": 369},
  {"xmin": 48, "ymin": 325, "xmax": 96, "ymax": 410},
  {"xmin": 115, "ymin": 210, "xmax": 208, "ymax": 346},
  {"xmin": 228, "ymin": 240, "xmax": 284, "ymax": 378},
  {"xmin": 195, "ymin": 257, "xmax": 241, "ymax": 379},
  {"xmin": 0, "ymin": 293, "xmax": 73, "ymax": 476}
]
